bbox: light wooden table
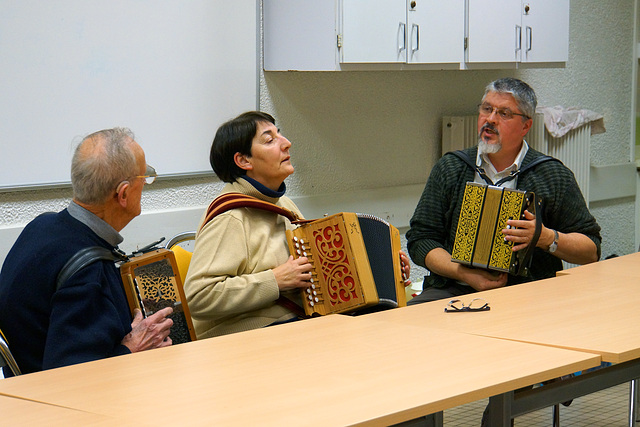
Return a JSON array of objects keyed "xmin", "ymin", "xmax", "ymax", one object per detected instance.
[
  {"xmin": 370, "ymin": 272, "xmax": 640, "ymax": 364},
  {"xmin": 0, "ymin": 314, "xmax": 598, "ymax": 427},
  {"xmin": 557, "ymin": 251, "xmax": 640, "ymax": 279},
  {"xmin": 367, "ymin": 253, "xmax": 640, "ymax": 425},
  {"xmin": 0, "ymin": 394, "xmax": 116, "ymax": 425}
]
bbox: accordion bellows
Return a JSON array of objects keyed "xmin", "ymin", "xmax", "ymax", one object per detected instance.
[
  {"xmin": 120, "ymin": 249, "xmax": 196, "ymax": 344},
  {"xmin": 452, "ymin": 182, "xmax": 534, "ymax": 275},
  {"xmin": 286, "ymin": 212, "xmax": 406, "ymax": 316}
]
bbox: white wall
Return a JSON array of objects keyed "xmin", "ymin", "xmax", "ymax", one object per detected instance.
[
  {"xmin": 0, "ymin": 0, "xmax": 636, "ymax": 277},
  {"xmin": 258, "ymin": 0, "xmax": 636, "ymax": 261}
]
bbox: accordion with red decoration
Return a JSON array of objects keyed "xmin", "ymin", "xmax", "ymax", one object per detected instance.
[{"xmin": 286, "ymin": 212, "xmax": 406, "ymax": 316}]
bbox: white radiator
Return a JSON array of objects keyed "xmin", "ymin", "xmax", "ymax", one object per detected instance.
[{"xmin": 441, "ymin": 113, "xmax": 590, "ymax": 202}]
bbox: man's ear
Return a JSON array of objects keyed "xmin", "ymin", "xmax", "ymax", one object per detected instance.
[
  {"xmin": 234, "ymin": 152, "xmax": 253, "ymax": 171},
  {"xmin": 521, "ymin": 118, "xmax": 533, "ymax": 137},
  {"xmin": 115, "ymin": 181, "xmax": 130, "ymax": 208}
]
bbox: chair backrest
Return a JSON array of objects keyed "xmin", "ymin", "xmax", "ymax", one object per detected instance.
[
  {"xmin": 164, "ymin": 232, "xmax": 196, "ymax": 285},
  {"xmin": 0, "ymin": 328, "xmax": 21, "ymax": 376},
  {"xmin": 165, "ymin": 231, "xmax": 196, "ymax": 251}
]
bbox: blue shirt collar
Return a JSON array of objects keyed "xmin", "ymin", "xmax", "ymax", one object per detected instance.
[
  {"xmin": 239, "ymin": 175, "xmax": 286, "ymax": 198},
  {"xmin": 67, "ymin": 201, "xmax": 124, "ymax": 247}
]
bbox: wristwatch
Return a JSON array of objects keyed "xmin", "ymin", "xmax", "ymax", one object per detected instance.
[{"xmin": 548, "ymin": 229, "xmax": 559, "ymax": 253}]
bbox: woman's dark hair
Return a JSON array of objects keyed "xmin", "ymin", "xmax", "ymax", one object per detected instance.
[{"xmin": 209, "ymin": 111, "xmax": 276, "ymax": 183}]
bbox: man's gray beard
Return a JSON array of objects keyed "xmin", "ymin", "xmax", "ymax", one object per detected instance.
[{"xmin": 478, "ymin": 137, "xmax": 501, "ymax": 154}]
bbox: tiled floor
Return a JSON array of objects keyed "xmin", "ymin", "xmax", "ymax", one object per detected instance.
[{"xmin": 445, "ymin": 383, "xmax": 636, "ymax": 426}]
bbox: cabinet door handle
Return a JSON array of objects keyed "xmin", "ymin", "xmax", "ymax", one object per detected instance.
[
  {"xmin": 411, "ymin": 23, "xmax": 420, "ymax": 53},
  {"xmin": 398, "ymin": 22, "xmax": 406, "ymax": 53},
  {"xmin": 526, "ymin": 26, "xmax": 532, "ymax": 52},
  {"xmin": 515, "ymin": 25, "xmax": 522, "ymax": 52}
]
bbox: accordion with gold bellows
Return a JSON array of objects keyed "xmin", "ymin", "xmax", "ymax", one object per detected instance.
[
  {"xmin": 286, "ymin": 212, "xmax": 406, "ymax": 316},
  {"xmin": 451, "ymin": 182, "xmax": 541, "ymax": 276},
  {"xmin": 120, "ymin": 249, "xmax": 196, "ymax": 344}
]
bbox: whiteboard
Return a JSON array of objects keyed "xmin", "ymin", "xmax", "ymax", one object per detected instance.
[{"xmin": 0, "ymin": 0, "xmax": 258, "ymax": 189}]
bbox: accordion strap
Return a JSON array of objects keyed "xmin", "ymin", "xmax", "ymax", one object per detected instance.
[
  {"xmin": 448, "ymin": 150, "xmax": 557, "ymax": 186},
  {"xmin": 514, "ymin": 194, "xmax": 543, "ymax": 276},
  {"xmin": 56, "ymin": 246, "xmax": 128, "ymax": 291},
  {"xmin": 200, "ymin": 192, "xmax": 309, "ymax": 318},
  {"xmin": 200, "ymin": 193, "xmax": 305, "ymax": 233}
]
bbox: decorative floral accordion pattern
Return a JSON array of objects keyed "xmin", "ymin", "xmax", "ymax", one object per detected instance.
[
  {"xmin": 120, "ymin": 249, "xmax": 196, "ymax": 344},
  {"xmin": 288, "ymin": 212, "xmax": 405, "ymax": 316},
  {"xmin": 288, "ymin": 212, "xmax": 391, "ymax": 316},
  {"xmin": 452, "ymin": 183, "xmax": 527, "ymax": 273},
  {"xmin": 311, "ymin": 222, "xmax": 359, "ymax": 307},
  {"xmin": 452, "ymin": 184, "xmax": 484, "ymax": 264},
  {"xmin": 490, "ymin": 189, "xmax": 525, "ymax": 271},
  {"xmin": 134, "ymin": 259, "xmax": 178, "ymax": 304}
]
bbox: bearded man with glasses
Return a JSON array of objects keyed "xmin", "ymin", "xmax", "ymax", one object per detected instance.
[
  {"xmin": 0, "ymin": 128, "xmax": 173, "ymax": 377},
  {"xmin": 406, "ymin": 77, "xmax": 601, "ymax": 305}
]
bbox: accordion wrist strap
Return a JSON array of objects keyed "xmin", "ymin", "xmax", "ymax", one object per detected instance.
[{"xmin": 276, "ymin": 296, "xmax": 310, "ymax": 319}]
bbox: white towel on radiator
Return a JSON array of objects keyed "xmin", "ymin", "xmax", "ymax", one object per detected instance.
[{"xmin": 536, "ymin": 106, "xmax": 606, "ymax": 138}]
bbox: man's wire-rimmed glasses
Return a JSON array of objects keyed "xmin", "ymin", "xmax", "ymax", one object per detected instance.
[
  {"xmin": 116, "ymin": 164, "xmax": 157, "ymax": 193},
  {"xmin": 134, "ymin": 164, "xmax": 157, "ymax": 185},
  {"xmin": 444, "ymin": 298, "xmax": 490, "ymax": 313},
  {"xmin": 478, "ymin": 103, "xmax": 530, "ymax": 121}
]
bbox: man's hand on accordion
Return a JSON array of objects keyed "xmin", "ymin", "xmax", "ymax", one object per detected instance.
[
  {"xmin": 503, "ymin": 209, "xmax": 539, "ymax": 252},
  {"xmin": 121, "ymin": 307, "xmax": 174, "ymax": 353},
  {"xmin": 273, "ymin": 255, "xmax": 313, "ymax": 292},
  {"xmin": 461, "ymin": 267, "xmax": 508, "ymax": 292}
]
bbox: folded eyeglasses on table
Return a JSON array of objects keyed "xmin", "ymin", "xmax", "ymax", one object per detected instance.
[{"xmin": 444, "ymin": 298, "xmax": 490, "ymax": 313}]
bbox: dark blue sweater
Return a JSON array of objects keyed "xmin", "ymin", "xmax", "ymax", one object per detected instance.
[{"xmin": 0, "ymin": 210, "xmax": 132, "ymax": 377}]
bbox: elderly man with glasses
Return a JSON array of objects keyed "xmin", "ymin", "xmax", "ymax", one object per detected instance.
[
  {"xmin": 407, "ymin": 77, "xmax": 601, "ymax": 305},
  {"xmin": 0, "ymin": 128, "xmax": 173, "ymax": 377}
]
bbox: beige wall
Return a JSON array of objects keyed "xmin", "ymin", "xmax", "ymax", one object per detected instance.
[{"xmin": 0, "ymin": 0, "xmax": 636, "ymax": 269}]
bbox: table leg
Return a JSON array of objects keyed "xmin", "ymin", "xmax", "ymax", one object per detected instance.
[
  {"xmin": 630, "ymin": 378, "xmax": 639, "ymax": 427},
  {"xmin": 488, "ymin": 392, "xmax": 514, "ymax": 427},
  {"xmin": 553, "ymin": 403, "xmax": 560, "ymax": 427}
]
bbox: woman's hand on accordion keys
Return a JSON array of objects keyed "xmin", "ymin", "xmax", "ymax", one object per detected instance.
[
  {"xmin": 121, "ymin": 307, "xmax": 174, "ymax": 353},
  {"xmin": 400, "ymin": 251, "xmax": 412, "ymax": 287},
  {"xmin": 273, "ymin": 255, "xmax": 313, "ymax": 292}
]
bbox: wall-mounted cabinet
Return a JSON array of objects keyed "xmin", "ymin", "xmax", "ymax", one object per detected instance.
[
  {"xmin": 340, "ymin": 0, "xmax": 464, "ymax": 66},
  {"xmin": 263, "ymin": 1, "xmax": 338, "ymax": 71},
  {"xmin": 263, "ymin": 0, "xmax": 569, "ymax": 71},
  {"xmin": 264, "ymin": 0, "xmax": 464, "ymax": 71},
  {"xmin": 467, "ymin": 0, "xmax": 570, "ymax": 67}
]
